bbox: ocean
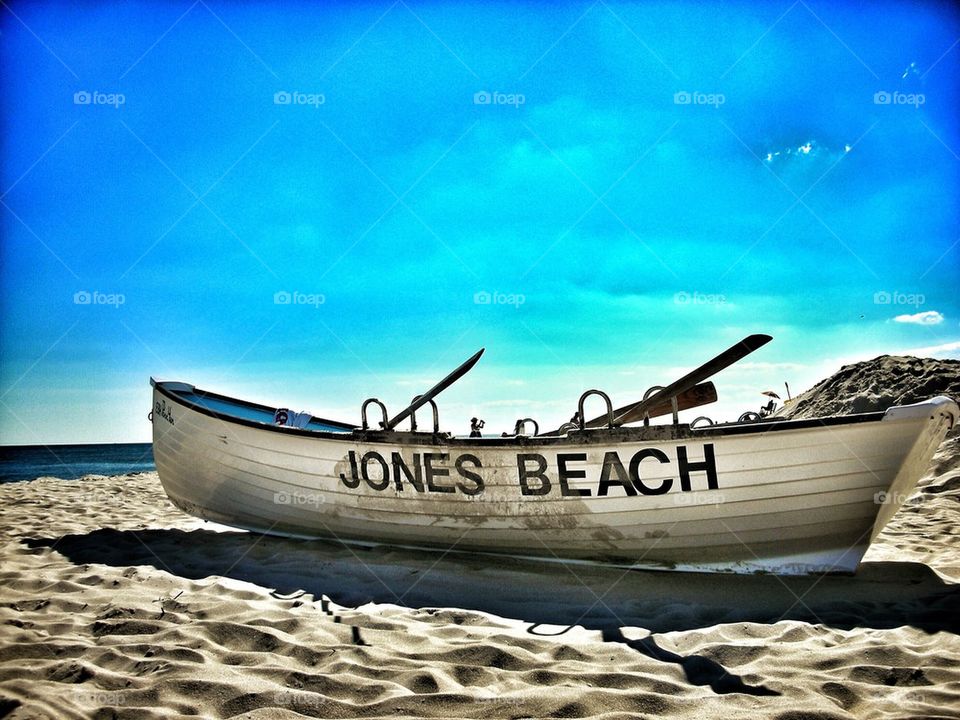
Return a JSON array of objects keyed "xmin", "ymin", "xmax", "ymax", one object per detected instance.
[{"xmin": 0, "ymin": 443, "xmax": 155, "ymax": 483}]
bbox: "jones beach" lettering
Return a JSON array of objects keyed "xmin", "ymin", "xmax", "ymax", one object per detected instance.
[{"xmin": 338, "ymin": 444, "xmax": 718, "ymax": 498}]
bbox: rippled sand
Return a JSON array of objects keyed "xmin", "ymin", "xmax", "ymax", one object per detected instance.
[{"xmin": 1, "ymin": 433, "xmax": 958, "ymax": 718}]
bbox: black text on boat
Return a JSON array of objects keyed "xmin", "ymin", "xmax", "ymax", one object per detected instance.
[{"xmin": 337, "ymin": 444, "xmax": 719, "ymax": 498}]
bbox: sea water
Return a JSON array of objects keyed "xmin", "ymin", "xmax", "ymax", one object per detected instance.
[{"xmin": 0, "ymin": 443, "xmax": 155, "ymax": 483}]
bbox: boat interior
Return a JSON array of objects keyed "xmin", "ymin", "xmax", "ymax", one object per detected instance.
[{"xmin": 151, "ymin": 377, "xmax": 890, "ymax": 447}]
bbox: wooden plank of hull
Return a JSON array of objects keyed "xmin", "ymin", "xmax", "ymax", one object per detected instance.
[{"xmin": 151, "ymin": 386, "xmax": 958, "ymax": 575}]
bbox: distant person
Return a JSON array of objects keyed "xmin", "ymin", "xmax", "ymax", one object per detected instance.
[{"xmin": 469, "ymin": 417, "xmax": 485, "ymax": 438}]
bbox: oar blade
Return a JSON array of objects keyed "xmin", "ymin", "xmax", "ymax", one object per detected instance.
[
  {"xmin": 579, "ymin": 381, "xmax": 718, "ymax": 430},
  {"xmin": 384, "ymin": 348, "xmax": 485, "ymax": 430},
  {"xmin": 616, "ymin": 381, "xmax": 718, "ymax": 425},
  {"xmin": 611, "ymin": 334, "xmax": 772, "ymax": 426}
]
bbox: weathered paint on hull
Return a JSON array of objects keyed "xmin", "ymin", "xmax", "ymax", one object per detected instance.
[{"xmin": 151, "ymin": 384, "xmax": 957, "ymax": 575}]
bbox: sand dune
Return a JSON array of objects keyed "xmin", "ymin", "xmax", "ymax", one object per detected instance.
[{"xmin": 780, "ymin": 355, "xmax": 960, "ymax": 420}]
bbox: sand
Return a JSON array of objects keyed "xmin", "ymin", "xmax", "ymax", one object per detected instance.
[
  {"xmin": 779, "ymin": 355, "xmax": 960, "ymax": 420},
  {"xmin": 2, "ymin": 360, "xmax": 959, "ymax": 719}
]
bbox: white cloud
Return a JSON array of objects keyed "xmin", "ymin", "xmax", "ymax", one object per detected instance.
[
  {"xmin": 763, "ymin": 139, "xmax": 853, "ymax": 163},
  {"xmin": 893, "ymin": 310, "xmax": 944, "ymax": 325},
  {"xmin": 900, "ymin": 340, "xmax": 960, "ymax": 357},
  {"xmin": 735, "ymin": 361, "xmax": 809, "ymax": 372}
]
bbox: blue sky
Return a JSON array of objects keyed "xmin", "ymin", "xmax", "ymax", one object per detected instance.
[{"xmin": 1, "ymin": 0, "xmax": 958, "ymax": 444}]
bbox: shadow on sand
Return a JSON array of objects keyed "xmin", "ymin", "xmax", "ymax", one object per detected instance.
[{"xmin": 26, "ymin": 528, "xmax": 960, "ymax": 695}]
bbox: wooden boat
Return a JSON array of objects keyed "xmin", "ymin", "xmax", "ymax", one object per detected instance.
[{"xmin": 149, "ymin": 339, "xmax": 957, "ymax": 576}]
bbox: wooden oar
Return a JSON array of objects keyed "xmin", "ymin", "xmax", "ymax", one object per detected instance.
[
  {"xmin": 610, "ymin": 334, "xmax": 772, "ymax": 426},
  {"xmin": 546, "ymin": 382, "xmax": 717, "ymax": 435},
  {"xmin": 580, "ymin": 381, "xmax": 717, "ymax": 429},
  {"xmin": 384, "ymin": 348, "xmax": 485, "ymax": 430}
]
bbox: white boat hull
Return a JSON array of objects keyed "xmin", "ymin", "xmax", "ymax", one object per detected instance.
[{"xmin": 151, "ymin": 382, "xmax": 957, "ymax": 575}]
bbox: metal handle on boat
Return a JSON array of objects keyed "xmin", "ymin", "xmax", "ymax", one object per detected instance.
[
  {"xmin": 641, "ymin": 385, "xmax": 662, "ymax": 426},
  {"xmin": 642, "ymin": 385, "xmax": 662, "ymax": 399},
  {"xmin": 515, "ymin": 418, "xmax": 539, "ymax": 436},
  {"xmin": 409, "ymin": 395, "xmax": 440, "ymax": 433},
  {"xmin": 361, "ymin": 398, "xmax": 389, "ymax": 430},
  {"xmin": 691, "ymin": 416, "xmax": 714, "ymax": 428},
  {"xmin": 641, "ymin": 384, "xmax": 680, "ymax": 426},
  {"xmin": 577, "ymin": 389, "xmax": 614, "ymax": 431},
  {"xmin": 556, "ymin": 422, "xmax": 579, "ymax": 435}
]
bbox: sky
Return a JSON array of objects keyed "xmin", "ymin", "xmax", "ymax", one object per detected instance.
[{"xmin": 1, "ymin": 0, "xmax": 958, "ymax": 445}]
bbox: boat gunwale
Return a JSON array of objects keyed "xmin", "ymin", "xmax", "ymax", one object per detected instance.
[{"xmin": 150, "ymin": 378, "xmax": 898, "ymax": 446}]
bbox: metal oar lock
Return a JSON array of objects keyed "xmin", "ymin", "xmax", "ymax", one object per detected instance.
[
  {"xmin": 408, "ymin": 395, "xmax": 440, "ymax": 433},
  {"xmin": 360, "ymin": 398, "xmax": 388, "ymax": 430},
  {"xmin": 577, "ymin": 389, "xmax": 616, "ymax": 431}
]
